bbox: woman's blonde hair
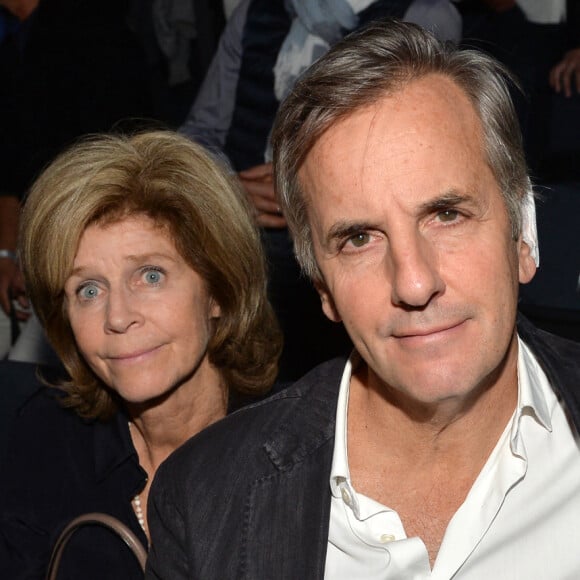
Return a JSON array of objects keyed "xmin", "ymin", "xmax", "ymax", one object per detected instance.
[{"xmin": 20, "ymin": 131, "xmax": 282, "ymax": 420}]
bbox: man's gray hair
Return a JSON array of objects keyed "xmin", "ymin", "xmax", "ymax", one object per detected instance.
[{"xmin": 272, "ymin": 19, "xmax": 529, "ymax": 280}]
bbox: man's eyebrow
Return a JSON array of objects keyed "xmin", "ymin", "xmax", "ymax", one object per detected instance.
[
  {"xmin": 418, "ymin": 191, "xmax": 477, "ymax": 215},
  {"xmin": 325, "ymin": 221, "xmax": 377, "ymax": 247}
]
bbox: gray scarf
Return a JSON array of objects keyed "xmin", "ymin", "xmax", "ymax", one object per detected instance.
[{"xmin": 273, "ymin": 0, "xmax": 376, "ymax": 101}]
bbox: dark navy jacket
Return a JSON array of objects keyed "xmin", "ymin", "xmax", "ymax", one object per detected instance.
[
  {"xmin": 224, "ymin": 0, "xmax": 410, "ymax": 171},
  {"xmin": 0, "ymin": 389, "xmax": 148, "ymax": 580},
  {"xmin": 146, "ymin": 316, "xmax": 580, "ymax": 579}
]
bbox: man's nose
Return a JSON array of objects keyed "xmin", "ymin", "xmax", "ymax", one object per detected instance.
[{"xmin": 388, "ymin": 233, "xmax": 444, "ymax": 308}]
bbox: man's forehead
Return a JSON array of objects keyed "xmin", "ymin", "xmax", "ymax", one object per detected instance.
[{"xmin": 299, "ymin": 74, "xmax": 486, "ymax": 194}]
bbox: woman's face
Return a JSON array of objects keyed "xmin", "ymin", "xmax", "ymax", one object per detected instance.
[{"xmin": 64, "ymin": 215, "xmax": 221, "ymax": 404}]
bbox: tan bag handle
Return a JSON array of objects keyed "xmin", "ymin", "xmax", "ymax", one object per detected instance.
[{"xmin": 46, "ymin": 512, "xmax": 147, "ymax": 580}]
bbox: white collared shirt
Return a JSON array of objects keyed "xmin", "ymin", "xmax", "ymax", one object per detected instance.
[
  {"xmin": 325, "ymin": 337, "xmax": 580, "ymax": 579},
  {"xmin": 516, "ymin": 0, "xmax": 566, "ymax": 24},
  {"xmin": 452, "ymin": 0, "xmax": 566, "ymax": 24}
]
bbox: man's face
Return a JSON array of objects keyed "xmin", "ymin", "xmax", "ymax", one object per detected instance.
[{"xmin": 300, "ymin": 74, "xmax": 536, "ymax": 409}]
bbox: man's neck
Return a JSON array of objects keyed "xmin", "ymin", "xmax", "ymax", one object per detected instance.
[
  {"xmin": 345, "ymin": 347, "xmax": 519, "ymax": 566},
  {"xmin": 348, "ymin": 338, "xmax": 519, "ymax": 459}
]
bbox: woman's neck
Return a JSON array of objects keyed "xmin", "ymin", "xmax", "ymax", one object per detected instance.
[{"xmin": 127, "ymin": 362, "xmax": 228, "ymax": 474}]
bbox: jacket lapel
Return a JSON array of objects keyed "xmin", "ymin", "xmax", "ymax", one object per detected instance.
[{"xmin": 241, "ymin": 357, "xmax": 345, "ymax": 579}]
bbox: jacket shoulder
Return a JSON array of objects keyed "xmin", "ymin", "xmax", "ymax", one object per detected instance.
[
  {"xmin": 147, "ymin": 358, "xmax": 344, "ymax": 578},
  {"xmin": 154, "ymin": 357, "xmax": 344, "ymax": 491}
]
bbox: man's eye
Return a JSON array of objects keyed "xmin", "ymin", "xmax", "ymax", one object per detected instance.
[
  {"xmin": 78, "ymin": 283, "xmax": 99, "ymax": 300},
  {"xmin": 142, "ymin": 268, "xmax": 164, "ymax": 285},
  {"xmin": 348, "ymin": 233, "xmax": 371, "ymax": 248},
  {"xmin": 437, "ymin": 209, "xmax": 459, "ymax": 222}
]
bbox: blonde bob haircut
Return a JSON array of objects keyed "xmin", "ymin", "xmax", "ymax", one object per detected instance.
[{"xmin": 20, "ymin": 131, "xmax": 282, "ymax": 420}]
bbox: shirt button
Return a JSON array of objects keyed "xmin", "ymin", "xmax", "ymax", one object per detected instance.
[
  {"xmin": 341, "ymin": 488, "xmax": 352, "ymax": 506},
  {"xmin": 380, "ymin": 533, "xmax": 396, "ymax": 543}
]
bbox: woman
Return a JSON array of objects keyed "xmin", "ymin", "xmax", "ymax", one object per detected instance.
[{"xmin": 0, "ymin": 131, "xmax": 282, "ymax": 579}]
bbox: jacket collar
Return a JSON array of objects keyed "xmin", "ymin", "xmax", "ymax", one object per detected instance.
[{"xmin": 93, "ymin": 407, "xmax": 140, "ymax": 485}]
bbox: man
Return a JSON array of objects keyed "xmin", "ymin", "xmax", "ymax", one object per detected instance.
[{"xmin": 146, "ymin": 21, "xmax": 580, "ymax": 579}]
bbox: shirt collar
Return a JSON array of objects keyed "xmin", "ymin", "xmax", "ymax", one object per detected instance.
[
  {"xmin": 329, "ymin": 351, "xmax": 358, "ymax": 497},
  {"xmin": 513, "ymin": 335, "xmax": 554, "ymax": 440}
]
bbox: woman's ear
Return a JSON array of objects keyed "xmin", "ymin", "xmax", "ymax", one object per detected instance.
[{"xmin": 209, "ymin": 298, "xmax": 221, "ymax": 319}]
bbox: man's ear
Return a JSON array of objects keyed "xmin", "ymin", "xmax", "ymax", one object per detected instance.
[
  {"xmin": 518, "ymin": 237, "xmax": 537, "ymax": 284},
  {"xmin": 313, "ymin": 279, "xmax": 342, "ymax": 323}
]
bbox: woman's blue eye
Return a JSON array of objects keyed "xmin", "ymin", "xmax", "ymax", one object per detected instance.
[
  {"xmin": 78, "ymin": 283, "xmax": 99, "ymax": 300},
  {"xmin": 143, "ymin": 269, "xmax": 163, "ymax": 285}
]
